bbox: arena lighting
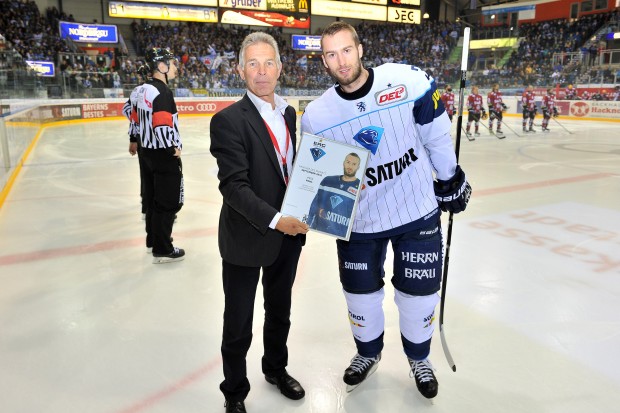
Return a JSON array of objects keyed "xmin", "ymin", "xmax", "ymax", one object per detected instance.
[
  {"xmin": 491, "ymin": 14, "xmax": 495, "ymax": 19},
  {"xmin": 423, "ymin": 12, "xmax": 429, "ymax": 18}
]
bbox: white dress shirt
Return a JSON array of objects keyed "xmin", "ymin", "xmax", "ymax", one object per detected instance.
[{"xmin": 246, "ymin": 90, "xmax": 294, "ymax": 229}]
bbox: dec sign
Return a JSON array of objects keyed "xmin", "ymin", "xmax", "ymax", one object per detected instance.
[{"xmin": 387, "ymin": 6, "xmax": 420, "ymax": 24}]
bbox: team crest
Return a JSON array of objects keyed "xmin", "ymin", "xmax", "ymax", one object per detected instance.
[
  {"xmin": 347, "ymin": 186, "xmax": 358, "ymax": 195},
  {"xmin": 353, "ymin": 126, "xmax": 384, "ymax": 155},
  {"xmin": 310, "ymin": 147, "xmax": 326, "ymax": 161},
  {"xmin": 375, "ymin": 84, "xmax": 407, "ymax": 106},
  {"xmin": 330, "ymin": 195, "xmax": 343, "ymax": 209}
]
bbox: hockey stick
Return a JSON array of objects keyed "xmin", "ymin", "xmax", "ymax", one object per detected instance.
[
  {"xmin": 499, "ymin": 118, "xmax": 522, "ymax": 137},
  {"xmin": 461, "ymin": 126, "xmax": 475, "ymax": 141},
  {"xmin": 551, "ymin": 116, "xmax": 573, "ymax": 134},
  {"xmin": 439, "ymin": 27, "xmax": 470, "ymax": 373},
  {"xmin": 477, "ymin": 116, "xmax": 505, "ymax": 139}
]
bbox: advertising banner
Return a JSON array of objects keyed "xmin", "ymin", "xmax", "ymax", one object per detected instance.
[
  {"xmin": 220, "ymin": 9, "xmax": 309, "ymax": 28},
  {"xmin": 59, "ymin": 21, "xmax": 118, "ymax": 43},
  {"xmin": 291, "ymin": 35, "xmax": 321, "ymax": 51},
  {"xmin": 108, "ymin": 1, "xmax": 218, "ymax": 23},
  {"xmin": 311, "ymin": 0, "xmax": 387, "ymax": 21},
  {"xmin": 25, "ymin": 61, "xmax": 55, "ymax": 77}
]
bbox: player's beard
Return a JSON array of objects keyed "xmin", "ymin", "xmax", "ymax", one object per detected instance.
[
  {"xmin": 343, "ymin": 168, "xmax": 357, "ymax": 178},
  {"xmin": 328, "ymin": 59, "xmax": 363, "ymax": 88}
]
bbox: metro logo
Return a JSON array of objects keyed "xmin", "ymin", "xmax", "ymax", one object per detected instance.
[{"xmin": 375, "ymin": 84, "xmax": 407, "ymax": 105}]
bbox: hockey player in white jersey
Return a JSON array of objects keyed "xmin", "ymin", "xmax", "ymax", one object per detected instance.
[{"xmin": 301, "ymin": 22, "xmax": 472, "ymax": 399}]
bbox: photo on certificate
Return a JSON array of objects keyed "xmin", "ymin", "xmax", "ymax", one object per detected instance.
[{"xmin": 281, "ymin": 133, "xmax": 369, "ymax": 241}]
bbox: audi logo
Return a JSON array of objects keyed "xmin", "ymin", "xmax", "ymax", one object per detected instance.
[{"xmin": 197, "ymin": 103, "xmax": 217, "ymax": 112}]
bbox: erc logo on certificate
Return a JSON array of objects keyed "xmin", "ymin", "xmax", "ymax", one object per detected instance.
[{"xmin": 281, "ymin": 133, "xmax": 369, "ymax": 240}]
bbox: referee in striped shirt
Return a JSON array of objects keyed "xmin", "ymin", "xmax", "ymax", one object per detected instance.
[{"xmin": 136, "ymin": 48, "xmax": 185, "ymax": 263}]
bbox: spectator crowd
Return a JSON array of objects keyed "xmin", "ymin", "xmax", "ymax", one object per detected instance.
[{"xmin": 0, "ymin": 0, "xmax": 618, "ymax": 98}]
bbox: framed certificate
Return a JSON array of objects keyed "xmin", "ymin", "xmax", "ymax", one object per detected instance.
[{"xmin": 281, "ymin": 133, "xmax": 369, "ymax": 240}]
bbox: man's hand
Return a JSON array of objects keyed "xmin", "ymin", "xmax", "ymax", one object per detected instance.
[
  {"xmin": 276, "ymin": 216, "xmax": 309, "ymax": 236},
  {"xmin": 129, "ymin": 142, "xmax": 137, "ymax": 156},
  {"xmin": 174, "ymin": 147, "xmax": 182, "ymax": 157}
]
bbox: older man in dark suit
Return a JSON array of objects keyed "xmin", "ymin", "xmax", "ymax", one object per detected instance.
[{"xmin": 209, "ymin": 32, "xmax": 309, "ymax": 413}]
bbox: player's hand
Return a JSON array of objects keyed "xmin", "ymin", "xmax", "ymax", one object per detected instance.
[
  {"xmin": 129, "ymin": 142, "xmax": 137, "ymax": 156},
  {"xmin": 174, "ymin": 147, "xmax": 181, "ymax": 157},
  {"xmin": 276, "ymin": 216, "xmax": 309, "ymax": 236},
  {"xmin": 434, "ymin": 165, "xmax": 472, "ymax": 214}
]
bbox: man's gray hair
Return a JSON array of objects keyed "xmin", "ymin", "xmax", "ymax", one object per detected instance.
[{"xmin": 238, "ymin": 32, "xmax": 282, "ymax": 68}]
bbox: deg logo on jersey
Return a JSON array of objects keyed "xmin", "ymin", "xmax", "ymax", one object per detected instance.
[
  {"xmin": 375, "ymin": 84, "xmax": 407, "ymax": 106},
  {"xmin": 310, "ymin": 147, "xmax": 326, "ymax": 161},
  {"xmin": 353, "ymin": 126, "xmax": 384, "ymax": 155}
]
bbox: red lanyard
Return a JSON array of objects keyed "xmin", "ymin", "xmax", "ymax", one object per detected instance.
[{"xmin": 263, "ymin": 119, "xmax": 291, "ymax": 184}]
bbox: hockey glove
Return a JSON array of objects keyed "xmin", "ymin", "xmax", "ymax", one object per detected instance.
[
  {"xmin": 501, "ymin": 103, "xmax": 508, "ymax": 112},
  {"xmin": 481, "ymin": 110, "xmax": 488, "ymax": 120},
  {"xmin": 434, "ymin": 165, "xmax": 472, "ymax": 214},
  {"xmin": 553, "ymin": 107, "xmax": 559, "ymax": 117}
]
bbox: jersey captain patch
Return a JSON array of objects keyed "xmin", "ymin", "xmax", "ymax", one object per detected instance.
[
  {"xmin": 353, "ymin": 126, "xmax": 384, "ymax": 155},
  {"xmin": 375, "ymin": 84, "xmax": 407, "ymax": 106}
]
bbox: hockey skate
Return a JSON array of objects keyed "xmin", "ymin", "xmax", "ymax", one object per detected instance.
[
  {"xmin": 343, "ymin": 353, "xmax": 381, "ymax": 392},
  {"xmin": 465, "ymin": 131, "xmax": 474, "ymax": 141},
  {"xmin": 528, "ymin": 127, "xmax": 536, "ymax": 133},
  {"xmin": 474, "ymin": 131, "xmax": 480, "ymax": 137},
  {"xmin": 542, "ymin": 127, "xmax": 550, "ymax": 132},
  {"xmin": 409, "ymin": 358, "xmax": 438, "ymax": 399},
  {"xmin": 495, "ymin": 129, "xmax": 506, "ymax": 139}
]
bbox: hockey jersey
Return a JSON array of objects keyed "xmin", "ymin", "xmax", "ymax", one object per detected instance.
[
  {"xmin": 467, "ymin": 94, "xmax": 484, "ymax": 114},
  {"xmin": 301, "ymin": 63, "xmax": 456, "ymax": 236},
  {"xmin": 308, "ymin": 175, "xmax": 360, "ymax": 238},
  {"xmin": 123, "ymin": 86, "xmax": 141, "ymax": 143},
  {"xmin": 440, "ymin": 91, "xmax": 455, "ymax": 115},
  {"xmin": 522, "ymin": 91, "xmax": 536, "ymax": 111},
  {"xmin": 487, "ymin": 91, "xmax": 505, "ymax": 113},
  {"xmin": 136, "ymin": 78, "xmax": 182, "ymax": 150},
  {"xmin": 542, "ymin": 94, "xmax": 556, "ymax": 114}
]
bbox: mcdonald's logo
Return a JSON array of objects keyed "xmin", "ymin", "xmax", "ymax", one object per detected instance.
[{"xmin": 298, "ymin": 0, "xmax": 308, "ymax": 10}]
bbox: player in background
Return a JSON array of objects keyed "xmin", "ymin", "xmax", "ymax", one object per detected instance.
[
  {"xmin": 306, "ymin": 153, "xmax": 361, "ymax": 238},
  {"xmin": 541, "ymin": 88, "xmax": 559, "ymax": 132},
  {"xmin": 123, "ymin": 65, "xmax": 149, "ymax": 220},
  {"xmin": 565, "ymin": 84, "xmax": 578, "ymax": 100},
  {"xmin": 137, "ymin": 48, "xmax": 185, "ymax": 264},
  {"xmin": 580, "ymin": 90, "xmax": 591, "ymax": 100},
  {"xmin": 522, "ymin": 85, "xmax": 537, "ymax": 133},
  {"xmin": 487, "ymin": 83, "xmax": 507, "ymax": 138},
  {"xmin": 465, "ymin": 85, "xmax": 486, "ymax": 138},
  {"xmin": 301, "ymin": 21, "xmax": 472, "ymax": 400},
  {"xmin": 440, "ymin": 85, "xmax": 455, "ymax": 122},
  {"xmin": 600, "ymin": 90, "xmax": 610, "ymax": 100}
]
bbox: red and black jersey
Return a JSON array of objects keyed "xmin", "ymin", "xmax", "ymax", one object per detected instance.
[
  {"xmin": 467, "ymin": 93, "xmax": 484, "ymax": 114},
  {"xmin": 136, "ymin": 78, "xmax": 182, "ymax": 150},
  {"xmin": 440, "ymin": 91, "xmax": 455, "ymax": 115},
  {"xmin": 487, "ymin": 91, "xmax": 504, "ymax": 112},
  {"xmin": 542, "ymin": 94, "xmax": 556, "ymax": 112},
  {"xmin": 522, "ymin": 91, "xmax": 536, "ymax": 111}
]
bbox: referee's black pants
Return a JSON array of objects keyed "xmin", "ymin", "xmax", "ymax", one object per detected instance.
[
  {"xmin": 141, "ymin": 148, "xmax": 183, "ymax": 255},
  {"xmin": 219, "ymin": 236, "xmax": 303, "ymax": 402}
]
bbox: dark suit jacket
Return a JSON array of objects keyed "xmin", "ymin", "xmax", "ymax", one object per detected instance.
[{"xmin": 210, "ymin": 94, "xmax": 304, "ymax": 267}]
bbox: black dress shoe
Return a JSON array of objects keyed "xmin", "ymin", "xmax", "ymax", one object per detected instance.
[
  {"xmin": 265, "ymin": 371, "xmax": 305, "ymax": 400},
  {"xmin": 225, "ymin": 400, "xmax": 246, "ymax": 413}
]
